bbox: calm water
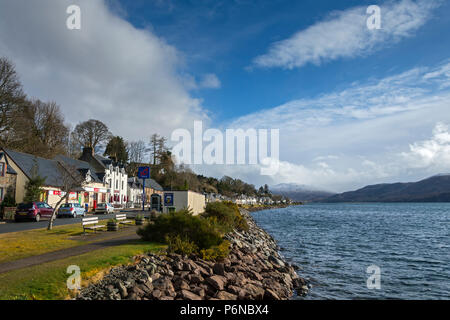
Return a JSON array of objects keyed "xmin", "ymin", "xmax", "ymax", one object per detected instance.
[{"xmin": 250, "ymin": 203, "xmax": 450, "ymax": 299}]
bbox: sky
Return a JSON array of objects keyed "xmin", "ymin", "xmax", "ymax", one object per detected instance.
[{"xmin": 0, "ymin": 0, "xmax": 449, "ymax": 192}]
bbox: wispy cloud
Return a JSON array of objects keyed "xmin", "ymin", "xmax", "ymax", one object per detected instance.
[
  {"xmin": 218, "ymin": 60, "xmax": 450, "ymax": 191},
  {"xmin": 253, "ymin": 0, "xmax": 440, "ymax": 69}
]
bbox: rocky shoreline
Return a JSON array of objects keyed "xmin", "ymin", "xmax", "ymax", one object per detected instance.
[{"xmin": 77, "ymin": 209, "xmax": 308, "ymax": 300}]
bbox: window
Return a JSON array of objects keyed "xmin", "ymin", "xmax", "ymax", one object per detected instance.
[
  {"xmin": 121, "ymin": 181, "xmax": 124, "ymax": 189},
  {"xmin": 0, "ymin": 162, "xmax": 4, "ymax": 177},
  {"xmin": 115, "ymin": 180, "xmax": 118, "ymax": 189},
  {"xmin": 108, "ymin": 179, "xmax": 112, "ymax": 188}
]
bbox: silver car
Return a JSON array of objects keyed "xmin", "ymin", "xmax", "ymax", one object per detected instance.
[
  {"xmin": 95, "ymin": 203, "xmax": 114, "ymax": 214},
  {"xmin": 58, "ymin": 203, "xmax": 86, "ymax": 218}
]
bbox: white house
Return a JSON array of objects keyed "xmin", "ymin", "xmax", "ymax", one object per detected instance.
[{"xmin": 79, "ymin": 147, "xmax": 128, "ymax": 208}]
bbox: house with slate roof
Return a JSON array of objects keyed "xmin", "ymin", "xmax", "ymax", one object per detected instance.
[
  {"xmin": 127, "ymin": 176, "xmax": 163, "ymax": 208},
  {"xmin": 54, "ymin": 155, "xmax": 109, "ymax": 211},
  {"xmin": 0, "ymin": 151, "xmax": 17, "ymax": 203},
  {"xmin": 0, "ymin": 148, "xmax": 112, "ymax": 209},
  {"xmin": 79, "ymin": 147, "xmax": 128, "ymax": 207}
]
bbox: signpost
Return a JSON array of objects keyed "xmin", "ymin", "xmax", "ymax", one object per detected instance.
[{"xmin": 138, "ymin": 166, "xmax": 151, "ymax": 211}]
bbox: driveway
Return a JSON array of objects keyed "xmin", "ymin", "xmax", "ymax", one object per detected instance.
[{"xmin": 0, "ymin": 210, "xmax": 149, "ymax": 234}]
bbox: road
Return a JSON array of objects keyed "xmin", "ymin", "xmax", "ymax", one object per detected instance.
[{"xmin": 0, "ymin": 210, "xmax": 149, "ymax": 234}]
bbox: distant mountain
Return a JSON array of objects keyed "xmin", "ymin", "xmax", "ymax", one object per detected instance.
[
  {"xmin": 271, "ymin": 183, "xmax": 336, "ymax": 202},
  {"xmin": 322, "ymin": 174, "xmax": 450, "ymax": 202}
]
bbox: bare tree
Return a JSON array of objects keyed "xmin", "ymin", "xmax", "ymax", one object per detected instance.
[
  {"xmin": 72, "ymin": 119, "xmax": 111, "ymax": 150},
  {"xmin": 0, "ymin": 57, "xmax": 26, "ymax": 146},
  {"xmin": 9, "ymin": 99, "xmax": 70, "ymax": 157},
  {"xmin": 47, "ymin": 162, "xmax": 87, "ymax": 230},
  {"xmin": 149, "ymin": 133, "xmax": 160, "ymax": 165},
  {"xmin": 127, "ymin": 140, "xmax": 147, "ymax": 176}
]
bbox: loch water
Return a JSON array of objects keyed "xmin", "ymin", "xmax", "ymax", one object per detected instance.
[{"xmin": 250, "ymin": 203, "xmax": 450, "ymax": 299}]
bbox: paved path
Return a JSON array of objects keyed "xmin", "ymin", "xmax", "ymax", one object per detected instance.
[
  {"xmin": 0, "ymin": 228, "xmax": 141, "ymax": 274},
  {"xmin": 0, "ymin": 210, "xmax": 149, "ymax": 234}
]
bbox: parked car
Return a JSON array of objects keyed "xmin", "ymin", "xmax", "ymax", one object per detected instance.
[
  {"xmin": 95, "ymin": 203, "xmax": 114, "ymax": 214},
  {"xmin": 57, "ymin": 203, "xmax": 85, "ymax": 218},
  {"xmin": 15, "ymin": 202, "xmax": 54, "ymax": 222}
]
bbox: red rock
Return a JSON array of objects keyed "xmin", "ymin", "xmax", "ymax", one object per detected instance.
[
  {"xmin": 180, "ymin": 290, "xmax": 202, "ymax": 300},
  {"xmin": 216, "ymin": 291, "xmax": 238, "ymax": 300},
  {"xmin": 206, "ymin": 275, "xmax": 227, "ymax": 291},
  {"xmin": 263, "ymin": 289, "xmax": 280, "ymax": 300}
]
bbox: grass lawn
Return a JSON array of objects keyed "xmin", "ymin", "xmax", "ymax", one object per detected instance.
[
  {"xmin": 0, "ymin": 224, "xmax": 89, "ymax": 264},
  {"xmin": 0, "ymin": 223, "xmax": 145, "ymax": 264},
  {"xmin": 0, "ymin": 240, "xmax": 165, "ymax": 300}
]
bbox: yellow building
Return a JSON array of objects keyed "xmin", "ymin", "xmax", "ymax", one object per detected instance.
[
  {"xmin": 163, "ymin": 190, "xmax": 206, "ymax": 215},
  {"xmin": 0, "ymin": 149, "xmax": 109, "ymax": 210}
]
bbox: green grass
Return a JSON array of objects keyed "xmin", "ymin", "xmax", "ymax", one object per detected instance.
[
  {"xmin": 0, "ymin": 224, "xmax": 89, "ymax": 264},
  {"xmin": 0, "ymin": 240, "xmax": 165, "ymax": 300}
]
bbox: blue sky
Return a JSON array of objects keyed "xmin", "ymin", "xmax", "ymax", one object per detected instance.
[
  {"xmin": 0, "ymin": 0, "xmax": 450, "ymax": 191},
  {"xmin": 115, "ymin": 0, "xmax": 450, "ymax": 123}
]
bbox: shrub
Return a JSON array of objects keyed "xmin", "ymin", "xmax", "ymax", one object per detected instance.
[
  {"xmin": 200, "ymin": 240, "xmax": 231, "ymax": 261},
  {"xmin": 203, "ymin": 201, "xmax": 248, "ymax": 232},
  {"xmin": 0, "ymin": 194, "xmax": 16, "ymax": 208},
  {"xmin": 137, "ymin": 209, "xmax": 223, "ymax": 250},
  {"xmin": 166, "ymin": 235, "xmax": 198, "ymax": 256}
]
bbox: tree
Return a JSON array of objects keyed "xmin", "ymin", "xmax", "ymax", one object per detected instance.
[
  {"xmin": 47, "ymin": 162, "xmax": 86, "ymax": 230},
  {"xmin": 149, "ymin": 133, "xmax": 160, "ymax": 165},
  {"xmin": 24, "ymin": 161, "xmax": 46, "ymax": 203},
  {"xmin": 149, "ymin": 134, "xmax": 168, "ymax": 165},
  {"xmin": 72, "ymin": 119, "xmax": 111, "ymax": 150},
  {"xmin": 127, "ymin": 140, "xmax": 147, "ymax": 176},
  {"xmin": 0, "ymin": 57, "xmax": 26, "ymax": 146},
  {"xmin": 10, "ymin": 99, "xmax": 70, "ymax": 157},
  {"xmin": 104, "ymin": 136, "xmax": 128, "ymax": 164}
]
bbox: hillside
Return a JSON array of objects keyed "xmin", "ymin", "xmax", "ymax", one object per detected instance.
[
  {"xmin": 322, "ymin": 174, "xmax": 450, "ymax": 202},
  {"xmin": 271, "ymin": 183, "xmax": 335, "ymax": 202}
]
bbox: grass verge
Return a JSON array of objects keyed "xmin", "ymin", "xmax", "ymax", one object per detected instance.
[
  {"xmin": 0, "ymin": 240, "xmax": 165, "ymax": 300},
  {"xmin": 0, "ymin": 223, "xmax": 141, "ymax": 264}
]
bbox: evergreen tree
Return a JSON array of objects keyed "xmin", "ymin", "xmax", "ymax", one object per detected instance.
[{"xmin": 24, "ymin": 162, "xmax": 45, "ymax": 202}]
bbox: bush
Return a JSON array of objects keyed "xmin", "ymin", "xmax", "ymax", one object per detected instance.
[
  {"xmin": 166, "ymin": 235, "xmax": 198, "ymax": 256},
  {"xmin": 203, "ymin": 201, "xmax": 248, "ymax": 232},
  {"xmin": 200, "ymin": 240, "xmax": 231, "ymax": 261},
  {"xmin": 0, "ymin": 194, "xmax": 16, "ymax": 208},
  {"xmin": 137, "ymin": 209, "xmax": 223, "ymax": 250}
]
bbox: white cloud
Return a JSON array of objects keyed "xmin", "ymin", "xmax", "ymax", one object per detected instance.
[
  {"xmin": 402, "ymin": 122, "xmax": 450, "ymax": 168},
  {"xmin": 206, "ymin": 60, "xmax": 450, "ymax": 192},
  {"xmin": 253, "ymin": 0, "xmax": 440, "ymax": 69},
  {"xmin": 199, "ymin": 73, "xmax": 221, "ymax": 89},
  {"xmin": 0, "ymin": 0, "xmax": 209, "ymax": 140}
]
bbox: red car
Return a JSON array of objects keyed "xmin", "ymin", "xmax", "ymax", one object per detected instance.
[{"xmin": 15, "ymin": 202, "xmax": 54, "ymax": 222}]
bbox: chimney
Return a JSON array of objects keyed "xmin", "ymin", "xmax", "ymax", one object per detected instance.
[{"xmin": 81, "ymin": 147, "xmax": 94, "ymax": 158}]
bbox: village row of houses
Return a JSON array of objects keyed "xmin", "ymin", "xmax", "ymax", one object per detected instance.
[
  {"xmin": 0, "ymin": 147, "xmax": 163, "ymax": 212},
  {"xmin": 205, "ymin": 193, "xmax": 289, "ymax": 206},
  {"xmin": 0, "ymin": 146, "xmax": 288, "ymax": 216}
]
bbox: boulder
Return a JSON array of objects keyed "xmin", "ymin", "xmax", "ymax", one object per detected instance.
[
  {"xmin": 263, "ymin": 289, "xmax": 280, "ymax": 300},
  {"xmin": 216, "ymin": 291, "xmax": 238, "ymax": 300},
  {"xmin": 180, "ymin": 290, "xmax": 203, "ymax": 300},
  {"xmin": 213, "ymin": 263, "xmax": 225, "ymax": 276},
  {"xmin": 205, "ymin": 275, "xmax": 227, "ymax": 291}
]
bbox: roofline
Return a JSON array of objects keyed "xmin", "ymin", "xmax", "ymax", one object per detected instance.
[{"xmin": 1, "ymin": 148, "xmax": 67, "ymax": 188}]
